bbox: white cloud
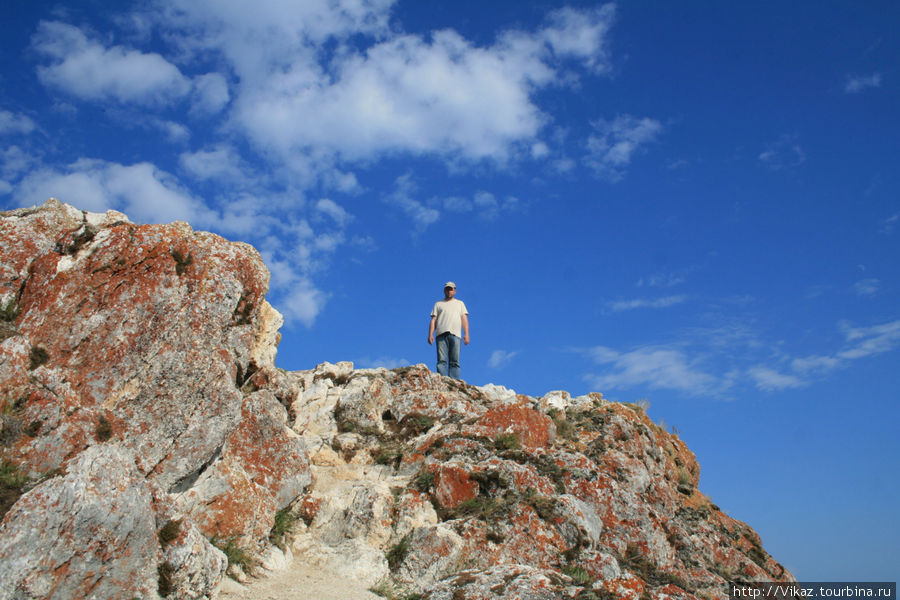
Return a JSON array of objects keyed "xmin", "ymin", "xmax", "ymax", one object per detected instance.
[
  {"xmin": 356, "ymin": 356, "xmax": 409, "ymax": 369},
  {"xmin": 881, "ymin": 213, "xmax": 899, "ymax": 235},
  {"xmin": 0, "ymin": 110, "xmax": 36, "ymax": 136},
  {"xmin": 838, "ymin": 319, "xmax": 900, "ymax": 360},
  {"xmin": 608, "ymin": 295, "xmax": 687, "ymax": 312},
  {"xmin": 488, "ymin": 350, "xmax": 518, "ymax": 369},
  {"xmin": 179, "ymin": 146, "xmax": 245, "ymax": 181},
  {"xmin": 276, "ymin": 282, "xmax": 329, "ymax": 328},
  {"xmin": 531, "ymin": 142, "xmax": 550, "ymax": 159},
  {"xmin": 844, "ymin": 73, "xmax": 882, "ymax": 94},
  {"xmin": 758, "ymin": 134, "xmax": 806, "ymax": 170},
  {"xmin": 15, "ymin": 158, "xmax": 212, "ymax": 225},
  {"xmin": 540, "ymin": 5, "xmax": 615, "ymax": 73},
  {"xmin": 33, "ymin": 21, "xmax": 191, "ymax": 105},
  {"xmin": 384, "ymin": 174, "xmax": 440, "ymax": 233},
  {"xmin": 149, "ymin": 118, "xmax": 190, "ymax": 143},
  {"xmin": 791, "ymin": 355, "xmax": 840, "ymax": 374},
  {"xmin": 787, "ymin": 319, "xmax": 900, "ymax": 377},
  {"xmin": 1, "ymin": 146, "xmax": 38, "ymax": 181},
  {"xmin": 153, "ymin": 0, "xmax": 616, "ymax": 180},
  {"xmin": 586, "ymin": 114, "xmax": 662, "ymax": 181},
  {"xmin": 747, "ymin": 366, "xmax": 806, "ymax": 391},
  {"xmin": 637, "ymin": 271, "xmax": 687, "ymax": 288},
  {"xmin": 315, "ymin": 198, "xmax": 352, "ymax": 227},
  {"xmin": 584, "ymin": 345, "xmax": 720, "ymax": 395},
  {"xmin": 853, "ymin": 278, "xmax": 880, "ymax": 297},
  {"xmin": 436, "ymin": 191, "xmax": 519, "ymax": 221},
  {"xmin": 191, "ymin": 73, "xmax": 230, "ymax": 115},
  {"xmin": 579, "ymin": 317, "xmax": 900, "ymax": 397}
]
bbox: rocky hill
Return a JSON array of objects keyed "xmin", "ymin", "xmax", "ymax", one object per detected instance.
[{"xmin": 0, "ymin": 201, "xmax": 791, "ymax": 600}]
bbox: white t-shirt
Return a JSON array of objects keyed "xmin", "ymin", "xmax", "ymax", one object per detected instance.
[{"xmin": 430, "ymin": 298, "xmax": 468, "ymax": 338}]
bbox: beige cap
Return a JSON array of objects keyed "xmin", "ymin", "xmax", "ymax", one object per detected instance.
[{"xmin": 443, "ymin": 281, "xmax": 456, "ymax": 289}]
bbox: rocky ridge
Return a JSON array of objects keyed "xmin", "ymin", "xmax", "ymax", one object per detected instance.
[{"xmin": 0, "ymin": 201, "xmax": 791, "ymax": 600}]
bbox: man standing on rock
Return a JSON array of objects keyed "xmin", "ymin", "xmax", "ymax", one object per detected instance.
[{"xmin": 427, "ymin": 281, "xmax": 470, "ymax": 380}]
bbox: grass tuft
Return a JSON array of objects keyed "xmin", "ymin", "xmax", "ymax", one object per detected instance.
[
  {"xmin": 158, "ymin": 519, "xmax": 182, "ymax": 548},
  {"xmin": 211, "ymin": 536, "xmax": 256, "ymax": 575},
  {"xmin": 386, "ymin": 534, "xmax": 411, "ymax": 570},
  {"xmin": 494, "ymin": 432, "xmax": 520, "ymax": 451},
  {"xmin": 95, "ymin": 415, "xmax": 113, "ymax": 442},
  {"xmin": 158, "ymin": 561, "xmax": 175, "ymax": 597},
  {"xmin": 28, "ymin": 346, "xmax": 49, "ymax": 370},
  {"xmin": 270, "ymin": 505, "xmax": 299, "ymax": 549},
  {"xmin": 562, "ymin": 564, "xmax": 593, "ymax": 586}
]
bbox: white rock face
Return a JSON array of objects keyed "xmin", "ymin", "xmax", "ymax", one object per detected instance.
[
  {"xmin": 480, "ymin": 383, "xmax": 518, "ymax": 403},
  {"xmin": 0, "ymin": 445, "xmax": 159, "ymax": 599}
]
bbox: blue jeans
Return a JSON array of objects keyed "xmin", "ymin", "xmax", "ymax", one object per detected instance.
[{"xmin": 436, "ymin": 332, "xmax": 461, "ymax": 379}]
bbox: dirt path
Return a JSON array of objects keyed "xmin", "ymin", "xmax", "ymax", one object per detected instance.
[{"xmin": 217, "ymin": 561, "xmax": 383, "ymax": 600}]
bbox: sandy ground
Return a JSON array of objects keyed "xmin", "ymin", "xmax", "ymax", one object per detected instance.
[{"xmin": 216, "ymin": 562, "xmax": 383, "ymax": 600}]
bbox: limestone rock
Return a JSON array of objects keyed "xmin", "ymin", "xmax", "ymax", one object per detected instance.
[
  {"xmin": 422, "ymin": 565, "xmax": 577, "ymax": 600},
  {"xmin": 160, "ymin": 521, "xmax": 228, "ymax": 600},
  {"xmin": 0, "ymin": 445, "xmax": 158, "ymax": 599},
  {"xmin": 176, "ymin": 390, "xmax": 311, "ymax": 547},
  {"xmin": 277, "ymin": 362, "xmax": 793, "ymax": 600},
  {"xmin": 0, "ymin": 201, "xmax": 309, "ymax": 599},
  {"xmin": 1, "ymin": 200, "xmax": 281, "ymax": 490}
]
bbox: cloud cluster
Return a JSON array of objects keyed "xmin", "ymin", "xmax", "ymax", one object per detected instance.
[
  {"xmin": 584, "ymin": 345, "xmax": 720, "ymax": 395},
  {"xmin": 152, "ymin": 0, "xmax": 620, "ymax": 175},
  {"xmin": 608, "ymin": 295, "xmax": 687, "ymax": 312},
  {"xmin": 586, "ymin": 115, "xmax": 663, "ymax": 181},
  {"xmin": 581, "ymin": 318, "xmax": 900, "ymax": 397},
  {"xmin": 10, "ymin": 1, "xmax": 658, "ymax": 326},
  {"xmin": 758, "ymin": 134, "xmax": 806, "ymax": 170},
  {"xmin": 32, "ymin": 21, "xmax": 192, "ymax": 106},
  {"xmin": 0, "ymin": 110, "xmax": 36, "ymax": 136},
  {"xmin": 488, "ymin": 350, "xmax": 518, "ymax": 369},
  {"xmin": 843, "ymin": 73, "xmax": 882, "ymax": 94}
]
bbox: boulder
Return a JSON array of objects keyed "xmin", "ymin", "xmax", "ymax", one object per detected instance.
[
  {"xmin": 0, "ymin": 445, "xmax": 159, "ymax": 599},
  {"xmin": 0, "ymin": 201, "xmax": 309, "ymax": 599}
]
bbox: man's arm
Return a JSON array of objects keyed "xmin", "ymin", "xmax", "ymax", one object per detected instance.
[
  {"xmin": 461, "ymin": 313, "xmax": 470, "ymax": 345},
  {"xmin": 428, "ymin": 316, "xmax": 436, "ymax": 345}
]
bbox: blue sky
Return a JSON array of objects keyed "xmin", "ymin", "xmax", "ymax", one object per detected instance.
[{"xmin": 2, "ymin": 0, "xmax": 898, "ymax": 583}]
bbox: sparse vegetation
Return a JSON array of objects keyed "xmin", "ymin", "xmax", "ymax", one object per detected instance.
[
  {"xmin": 0, "ymin": 460, "xmax": 28, "ymax": 489},
  {"xmin": 561, "ymin": 564, "xmax": 593, "ymax": 586},
  {"xmin": 494, "ymin": 432, "xmax": 520, "ymax": 451},
  {"xmin": 452, "ymin": 495, "xmax": 504, "ymax": 520},
  {"xmin": 157, "ymin": 561, "xmax": 175, "ymax": 597},
  {"xmin": 555, "ymin": 417, "xmax": 576, "ymax": 441},
  {"xmin": 0, "ymin": 460, "xmax": 29, "ymax": 519},
  {"xmin": 621, "ymin": 399, "xmax": 650, "ymax": 414},
  {"xmin": 412, "ymin": 469, "xmax": 434, "ymax": 492},
  {"xmin": 170, "ymin": 249, "xmax": 193, "ymax": 275},
  {"xmin": 0, "ymin": 298, "xmax": 18, "ymax": 322},
  {"xmin": 210, "ymin": 536, "xmax": 256, "ymax": 575},
  {"xmin": 24, "ymin": 420, "xmax": 41, "ymax": 437},
  {"xmin": 400, "ymin": 414, "xmax": 435, "ymax": 435},
  {"xmin": 0, "ymin": 299, "xmax": 18, "ymax": 342},
  {"xmin": 386, "ymin": 534, "xmax": 411, "ymax": 570},
  {"xmin": 621, "ymin": 542, "xmax": 692, "ymax": 591},
  {"xmin": 95, "ymin": 415, "xmax": 113, "ymax": 442},
  {"xmin": 28, "ymin": 346, "xmax": 49, "ymax": 370},
  {"xmin": 158, "ymin": 519, "xmax": 182, "ymax": 548},
  {"xmin": 374, "ymin": 440, "xmax": 404, "ymax": 467},
  {"xmin": 369, "ymin": 577, "xmax": 423, "ymax": 600},
  {"xmin": 523, "ymin": 488, "xmax": 558, "ymax": 521},
  {"xmin": 270, "ymin": 505, "xmax": 299, "ymax": 549}
]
